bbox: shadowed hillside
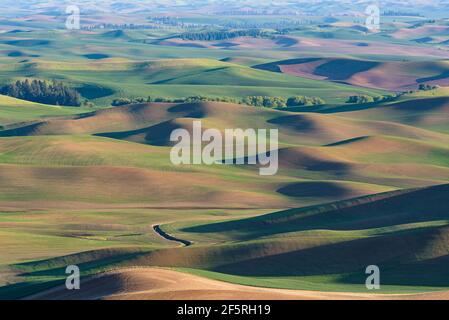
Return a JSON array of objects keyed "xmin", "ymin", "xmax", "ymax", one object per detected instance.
[
  {"xmin": 0, "ymin": 101, "xmax": 448, "ymax": 210},
  {"xmin": 7, "ymin": 185, "xmax": 449, "ymax": 298},
  {"xmin": 329, "ymin": 96, "xmax": 449, "ymax": 133},
  {"xmin": 255, "ymin": 58, "xmax": 449, "ymax": 90},
  {"xmin": 2, "ymin": 4, "xmax": 449, "ymax": 299},
  {"xmin": 183, "ymin": 184, "xmax": 449, "ymax": 238}
]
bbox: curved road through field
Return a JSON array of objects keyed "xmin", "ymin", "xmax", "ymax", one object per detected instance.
[{"xmin": 153, "ymin": 225, "xmax": 192, "ymax": 247}]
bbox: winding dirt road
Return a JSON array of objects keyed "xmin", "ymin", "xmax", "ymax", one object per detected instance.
[{"xmin": 153, "ymin": 224, "xmax": 192, "ymax": 247}]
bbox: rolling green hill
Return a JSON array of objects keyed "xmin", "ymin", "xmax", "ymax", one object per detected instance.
[
  {"xmin": 0, "ymin": 59, "xmax": 389, "ymax": 106},
  {"xmin": 4, "ymin": 184, "xmax": 449, "ymax": 298},
  {"xmin": 0, "ymin": 95, "xmax": 93, "ymax": 127},
  {"xmin": 0, "ymin": 97, "xmax": 447, "ymax": 299},
  {"xmin": 323, "ymin": 95, "xmax": 449, "ymax": 133},
  {"xmin": 1, "ymin": 13, "xmax": 449, "ymax": 299},
  {"xmin": 255, "ymin": 58, "xmax": 449, "ymax": 91}
]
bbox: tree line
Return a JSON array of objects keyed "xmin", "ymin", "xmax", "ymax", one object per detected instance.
[
  {"xmin": 0, "ymin": 79, "xmax": 82, "ymax": 106},
  {"xmin": 112, "ymin": 95, "xmax": 326, "ymax": 108},
  {"xmin": 112, "ymin": 96, "xmax": 240, "ymax": 106},
  {"xmin": 346, "ymin": 94, "xmax": 397, "ymax": 104},
  {"xmin": 243, "ymin": 95, "xmax": 325, "ymax": 108},
  {"xmin": 180, "ymin": 29, "xmax": 270, "ymax": 41}
]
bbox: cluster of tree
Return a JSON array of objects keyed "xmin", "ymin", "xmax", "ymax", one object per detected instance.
[
  {"xmin": 383, "ymin": 10, "xmax": 423, "ymax": 17},
  {"xmin": 149, "ymin": 16, "xmax": 204, "ymax": 28},
  {"xmin": 242, "ymin": 96, "xmax": 287, "ymax": 108},
  {"xmin": 153, "ymin": 96, "xmax": 240, "ymax": 103},
  {"xmin": 286, "ymin": 96, "xmax": 325, "ymax": 107},
  {"xmin": 148, "ymin": 96, "xmax": 237, "ymax": 103},
  {"xmin": 243, "ymin": 95, "xmax": 326, "ymax": 108},
  {"xmin": 346, "ymin": 95, "xmax": 375, "ymax": 104},
  {"xmin": 0, "ymin": 79, "xmax": 81, "ymax": 106},
  {"xmin": 418, "ymin": 84, "xmax": 440, "ymax": 91},
  {"xmin": 111, "ymin": 97, "xmax": 149, "ymax": 106},
  {"xmin": 82, "ymin": 24, "xmax": 163, "ymax": 31},
  {"xmin": 81, "ymin": 100, "xmax": 96, "ymax": 108},
  {"xmin": 111, "ymin": 95, "xmax": 326, "ymax": 108},
  {"xmin": 112, "ymin": 96, "xmax": 240, "ymax": 106},
  {"xmin": 180, "ymin": 29, "xmax": 269, "ymax": 41},
  {"xmin": 346, "ymin": 94, "xmax": 397, "ymax": 104}
]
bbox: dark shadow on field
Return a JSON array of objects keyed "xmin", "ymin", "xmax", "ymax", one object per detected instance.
[
  {"xmin": 277, "ymin": 181, "xmax": 351, "ymax": 198},
  {"xmin": 14, "ymin": 248, "xmax": 150, "ymax": 277},
  {"xmin": 274, "ymin": 36, "xmax": 299, "ymax": 47},
  {"xmin": 313, "ymin": 59, "xmax": 380, "ymax": 80},
  {"xmin": 77, "ymin": 84, "xmax": 115, "ymax": 99},
  {"xmin": 325, "ymin": 136, "xmax": 368, "ymax": 146},
  {"xmin": 0, "ymin": 248, "xmax": 150, "ymax": 299},
  {"xmin": 4, "ymin": 40, "xmax": 51, "ymax": 47},
  {"xmin": 101, "ymin": 30, "xmax": 130, "ymax": 40},
  {"xmin": 253, "ymin": 57, "xmax": 380, "ymax": 81},
  {"xmin": 0, "ymin": 122, "xmax": 43, "ymax": 137},
  {"xmin": 83, "ymin": 53, "xmax": 110, "ymax": 60},
  {"xmin": 182, "ymin": 184, "xmax": 449, "ymax": 237},
  {"xmin": 318, "ymin": 96, "xmax": 449, "ymax": 115},
  {"xmin": 351, "ymin": 25, "xmax": 369, "ymax": 32},
  {"xmin": 97, "ymin": 120, "xmax": 182, "ymax": 146},
  {"xmin": 1, "ymin": 254, "xmax": 147, "ymax": 299},
  {"xmin": 6, "ymin": 29, "xmax": 30, "ymax": 34},
  {"xmin": 317, "ymin": 101, "xmax": 394, "ymax": 114},
  {"xmin": 212, "ymin": 225, "xmax": 449, "ymax": 280},
  {"xmin": 167, "ymin": 103, "xmax": 207, "ymax": 118},
  {"xmin": 213, "ymin": 42, "xmax": 239, "ymax": 48},
  {"xmin": 340, "ymin": 254, "xmax": 449, "ymax": 287},
  {"xmin": 319, "ymin": 96, "xmax": 449, "ymax": 118},
  {"xmin": 279, "ymin": 148, "xmax": 351, "ymax": 172},
  {"xmin": 18, "ymin": 252, "xmax": 148, "ymax": 278},
  {"xmin": 414, "ymin": 37, "xmax": 433, "ymax": 44},
  {"xmin": 253, "ymin": 58, "xmax": 321, "ymax": 73},
  {"xmin": 96, "ymin": 104, "xmax": 205, "ymax": 145},
  {"xmin": 417, "ymin": 70, "xmax": 449, "ymax": 83},
  {"xmin": 267, "ymin": 114, "xmax": 315, "ymax": 131},
  {"xmin": 0, "ymin": 279, "xmax": 63, "ymax": 300},
  {"xmin": 7, "ymin": 50, "xmax": 25, "ymax": 57}
]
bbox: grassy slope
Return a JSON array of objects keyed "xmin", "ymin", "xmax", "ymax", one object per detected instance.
[
  {"xmin": 321, "ymin": 94, "xmax": 449, "ymax": 133},
  {"xmin": 0, "ymin": 97, "xmax": 448, "ymax": 297},
  {"xmin": 255, "ymin": 57, "xmax": 449, "ymax": 91},
  {"xmin": 161, "ymin": 185, "xmax": 449, "ymax": 292},
  {"xmin": 0, "ymin": 59, "xmax": 388, "ymax": 106},
  {"xmin": 0, "ymin": 95, "xmax": 93, "ymax": 126},
  {"xmin": 1, "ymin": 28, "xmax": 449, "ymax": 298},
  {"xmin": 4, "ymin": 185, "xmax": 449, "ymax": 298}
]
